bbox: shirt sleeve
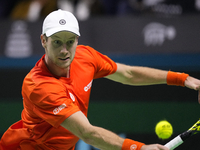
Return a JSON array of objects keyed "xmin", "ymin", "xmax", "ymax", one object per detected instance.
[
  {"xmin": 83, "ymin": 46, "xmax": 117, "ymax": 79},
  {"xmin": 30, "ymin": 80, "xmax": 80, "ymax": 128}
]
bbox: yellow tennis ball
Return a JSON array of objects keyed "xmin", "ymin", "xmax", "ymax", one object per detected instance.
[{"xmin": 155, "ymin": 120, "xmax": 173, "ymax": 140}]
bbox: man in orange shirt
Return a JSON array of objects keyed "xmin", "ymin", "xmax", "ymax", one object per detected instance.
[{"xmin": 1, "ymin": 9, "xmax": 200, "ymax": 150}]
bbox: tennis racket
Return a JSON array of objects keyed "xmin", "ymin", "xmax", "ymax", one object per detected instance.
[{"xmin": 164, "ymin": 119, "xmax": 200, "ymax": 150}]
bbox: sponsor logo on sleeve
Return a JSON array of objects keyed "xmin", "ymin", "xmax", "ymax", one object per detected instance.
[
  {"xmin": 69, "ymin": 92, "xmax": 75, "ymax": 102},
  {"xmin": 53, "ymin": 103, "xmax": 67, "ymax": 115},
  {"xmin": 84, "ymin": 80, "xmax": 93, "ymax": 92}
]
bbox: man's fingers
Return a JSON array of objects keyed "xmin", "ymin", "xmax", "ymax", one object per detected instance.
[{"xmin": 158, "ymin": 145, "xmax": 169, "ymax": 150}]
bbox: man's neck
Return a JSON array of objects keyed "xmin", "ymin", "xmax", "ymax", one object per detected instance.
[{"xmin": 44, "ymin": 55, "xmax": 70, "ymax": 78}]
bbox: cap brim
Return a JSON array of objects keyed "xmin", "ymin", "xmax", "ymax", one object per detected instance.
[{"xmin": 45, "ymin": 26, "xmax": 80, "ymax": 37}]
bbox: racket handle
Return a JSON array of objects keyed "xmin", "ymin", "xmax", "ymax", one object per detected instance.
[{"xmin": 164, "ymin": 135, "xmax": 183, "ymax": 150}]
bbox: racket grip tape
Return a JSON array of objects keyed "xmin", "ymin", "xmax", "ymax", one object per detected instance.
[{"xmin": 164, "ymin": 135, "xmax": 183, "ymax": 150}]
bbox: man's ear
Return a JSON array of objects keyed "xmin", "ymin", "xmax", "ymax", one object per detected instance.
[
  {"xmin": 40, "ymin": 34, "xmax": 47, "ymax": 48},
  {"xmin": 76, "ymin": 36, "xmax": 79, "ymax": 44}
]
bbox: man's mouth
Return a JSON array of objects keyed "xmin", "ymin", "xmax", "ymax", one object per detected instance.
[{"xmin": 59, "ymin": 57, "xmax": 70, "ymax": 61}]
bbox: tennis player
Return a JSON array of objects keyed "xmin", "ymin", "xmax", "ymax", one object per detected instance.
[{"xmin": 1, "ymin": 9, "xmax": 200, "ymax": 150}]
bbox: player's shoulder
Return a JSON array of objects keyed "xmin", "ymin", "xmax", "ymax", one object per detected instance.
[
  {"xmin": 22, "ymin": 70, "xmax": 65, "ymax": 102},
  {"xmin": 25, "ymin": 67, "xmax": 63, "ymax": 88},
  {"xmin": 75, "ymin": 45, "xmax": 101, "ymax": 60},
  {"xmin": 24, "ymin": 72, "xmax": 65, "ymax": 96},
  {"xmin": 76, "ymin": 45, "xmax": 97, "ymax": 54},
  {"xmin": 76, "ymin": 45, "xmax": 94, "ymax": 50}
]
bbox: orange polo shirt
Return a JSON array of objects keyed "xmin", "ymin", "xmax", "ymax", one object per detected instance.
[{"xmin": 0, "ymin": 45, "xmax": 117, "ymax": 150}]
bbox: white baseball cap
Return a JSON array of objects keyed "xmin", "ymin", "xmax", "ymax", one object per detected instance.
[{"xmin": 42, "ymin": 9, "xmax": 80, "ymax": 37}]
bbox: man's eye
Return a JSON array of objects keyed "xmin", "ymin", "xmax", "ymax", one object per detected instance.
[
  {"xmin": 67, "ymin": 40, "xmax": 74, "ymax": 45},
  {"xmin": 54, "ymin": 40, "xmax": 62, "ymax": 45}
]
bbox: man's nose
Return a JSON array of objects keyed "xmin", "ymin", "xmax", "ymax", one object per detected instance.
[{"xmin": 60, "ymin": 44, "xmax": 68, "ymax": 53}]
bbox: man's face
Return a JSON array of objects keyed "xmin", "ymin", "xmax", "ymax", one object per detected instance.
[{"xmin": 41, "ymin": 31, "xmax": 78, "ymax": 69}]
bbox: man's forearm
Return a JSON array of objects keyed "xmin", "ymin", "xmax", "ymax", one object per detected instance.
[
  {"xmin": 82, "ymin": 126, "xmax": 124, "ymax": 150},
  {"xmin": 106, "ymin": 63, "xmax": 168, "ymax": 86}
]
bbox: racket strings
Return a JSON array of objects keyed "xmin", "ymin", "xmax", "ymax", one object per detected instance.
[{"xmin": 189, "ymin": 120, "xmax": 200, "ymax": 134}]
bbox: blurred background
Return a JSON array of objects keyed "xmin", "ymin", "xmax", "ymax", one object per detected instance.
[{"xmin": 0, "ymin": 0, "xmax": 200, "ymax": 149}]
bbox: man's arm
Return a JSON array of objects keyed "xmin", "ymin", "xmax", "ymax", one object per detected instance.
[
  {"xmin": 61, "ymin": 111, "xmax": 124, "ymax": 150},
  {"xmin": 105, "ymin": 63, "xmax": 168, "ymax": 85},
  {"xmin": 61, "ymin": 111, "xmax": 169, "ymax": 150},
  {"xmin": 105, "ymin": 63, "xmax": 200, "ymax": 102}
]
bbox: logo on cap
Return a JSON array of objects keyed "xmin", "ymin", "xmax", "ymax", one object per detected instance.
[{"xmin": 59, "ymin": 19, "xmax": 66, "ymax": 25}]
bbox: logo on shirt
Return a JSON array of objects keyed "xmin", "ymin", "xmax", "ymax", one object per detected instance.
[
  {"xmin": 84, "ymin": 80, "xmax": 93, "ymax": 92},
  {"xmin": 69, "ymin": 92, "xmax": 75, "ymax": 102},
  {"xmin": 53, "ymin": 103, "xmax": 67, "ymax": 115}
]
